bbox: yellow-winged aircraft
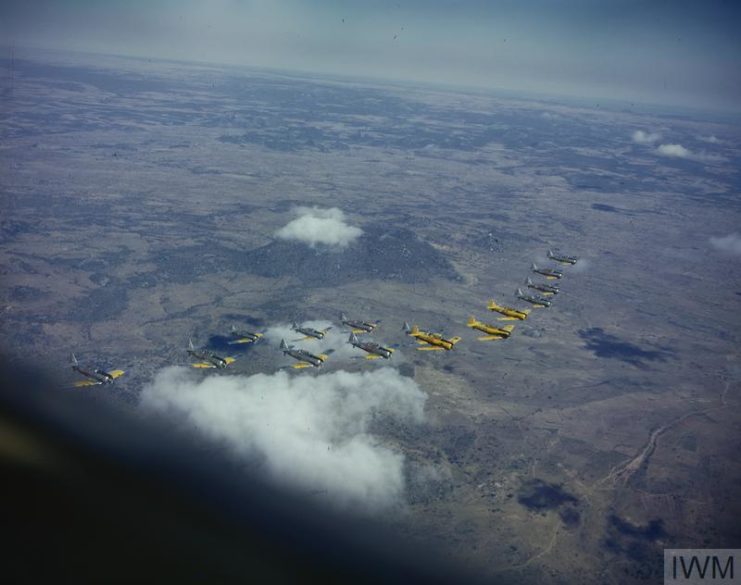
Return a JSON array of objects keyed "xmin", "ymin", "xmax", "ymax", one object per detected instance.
[
  {"xmin": 291, "ymin": 322, "xmax": 332, "ymax": 341},
  {"xmin": 531, "ymin": 263, "xmax": 563, "ymax": 280},
  {"xmin": 70, "ymin": 353, "xmax": 125, "ymax": 387},
  {"xmin": 187, "ymin": 339, "xmax": 236, "ymax": 369},
  {"xmin": 403, "ymin": 322, "xmax": 462, "ymax": 351},
  {"xmin": 228, "ymin": 324, "xmax": 263, "ymax": 345},
  {"xmin": 547, "ymin": 249, "xmax": 578, "ymax": 265},
  {"xmin": 280, "ymin": 339, "xmax": 331, "ymax": 368},
  {"xmin": 466, "ymin": 316, "xmax": 514, "ymax": 341},
  {"xmin": 487, "ymin": 299, "xmax": 530, "ymax": 321}
]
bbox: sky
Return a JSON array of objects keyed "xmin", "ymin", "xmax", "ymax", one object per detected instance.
[{"xmin": 1, "ymin": 0, "xmax": 740, "ymax": 111}]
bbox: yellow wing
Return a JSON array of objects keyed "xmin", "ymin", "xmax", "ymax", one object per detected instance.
[
  {"xmin": 365, "ymin": 354, "xmax": 382, "ymax": 360},
  {"xmin": 417, "ymin": 346, "xmax": 446, "ymax": 351},
  {"xmin": 449, "ymin": 336, "xmax": 462, "ymax": 345},
  {"xmin": 192, "ymin": 362, "xmax": 216, "ymax": 369},
  {"xmin": 478, "ymin": 335, "xmax": 506, "ymax": 341},
  {"xmin": 107, "ymin": 369, "xmax": 125, "ymax": 379},
  {"xmin": 292, "ymin": 362, "xmax": 314, "ymax": 369},
  {"xmin": 229, "ymin": 338, "xmax": 255, "ymax": 345},
  {"xmin": 224, "ymin": 357, "xmax": 236, "ymax": 365},
  {"xmin": 74, "ymin": 379, "xmax": 100, "ymax": 387}
]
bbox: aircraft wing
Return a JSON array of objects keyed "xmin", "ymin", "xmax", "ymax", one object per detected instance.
[
  {"xmin": 478, "ymin": 335, "xmax": 506, "ymax": 341},
  {"xmin": 73, "ymin": 379, "xmax": 101, "ymax": 388},
  {"xmin": 496, "ymin": 316, "xmax": 518, "ymax": 321},
  {"xmin": 224, "ymin": 357, "xmax": 236, "ymax": 365},
  {"xmin": 107, "ymin": 370, "xmax": 125, "ymax": 379},
  {"xmin": 351, "ymin": 328, "xmax": 369, "ymax": 334},
  {"xmin": 191, "ymin": 362, "xmax": 216, "ymax": 369},
  {"xmin": 291, "ymin": 336, "xmax": 315, "ymax": 342},
  {"xmin": 365, "ymin": 354, "xmax": 382, "ymax": 360},
  {"xmin": 417, "ymin": 346, "xmax": 446, "ymax": 351},
  {"xmin": 448, "ymin": 337, "xmax": 462, "ymax": 345},
  {"xmin": 228, "ymin": 338, "xmax": 255, "ymax": 345},
  {"xmin": 292, "ymin": 362, "xmax": 314, "ymax": 369}
]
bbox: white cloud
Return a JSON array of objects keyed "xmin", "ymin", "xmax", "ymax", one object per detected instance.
[
  {"xmin": 656, "ymin": 143, "xmax": 691, "ymax": 158},
  {"xmin": 275, "ymin": 207, "xmax": 362, "ymax": 248},
  {"xmin": 699, "ymin": 135, "xmax": 720, "ymax": 144},
  {"xmin": 632, "ymin": 130, "xmax": 661, "ymax": 145},
  {"xmin": 710, "ymin": 233, "xmax": 741, "ymax": 256},
  {"xmin": 141, "ymin": 366, "xmax": 427, "ymax": 511}
]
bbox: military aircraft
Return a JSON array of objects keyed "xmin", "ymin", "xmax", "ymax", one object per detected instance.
[
  {"xmin": 487, "ymin": 299, "xmax": 530, "ymax": 321},
  {"xmin": 340, "ymin": 313, "xmax": 379, "ymax": 334},
  {"xmin": 227, "ymin": 325, "xmax": 263, "ymax": 345},
  {"xmin": 292, "ymin": 322, "xmax": 332, "ymax": 341},
  {"xmin": 525, "ymin": 276, "xmax": 560, "ymax": 295},
  {"xmin": 348, "ymin": 333, "xmax": 394, "ymax": 360},
  {"xmin": 531, "ymin": 263, "xmax": 563, "ymax": 280},
  {"xmin": 279, "ymin": 339, "xmax": 330, "ymax": 369},
  {"xmin": 516, "ymin": 288, "xmax": 552, "ymax": 308},
  {"xmin": 187, "ymin": 339, "xmax": 236, "ymax": 369},
  {"xmin": 547, "ymin": 249, "xmax": 578, "ymax": 265},
  {"xmin": 403, "ymin": 322, "xmax": 462, "ymax": 351},
  {"xmin": 70, "ymin": 354, "xmax": 125, "ymax": 387},
  {"xmin": 466, "ymin": 316, "xmax": 515, "ymax": 341}
]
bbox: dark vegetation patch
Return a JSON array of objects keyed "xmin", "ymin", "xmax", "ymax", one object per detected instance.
[
  {"xmin": 601, "ymin": 515, "xmax": 667, "ymax": 579},
  {"xmin": 67, "ymin": 284, "xmax": 128, "ymax": 322},
  {"xmin": 517, "ymin": 479, "xmax": 578, "ymax": 511},
  {"xmin": 559, "ymin": 507, "xmax": 581, "ymax": 528},
  {"xmin": 154, "ymin": 224, "xmax": 460, "ymax": 287},
  {"xmin": 579, "ymin": 328, "xmax": 671, "ymax": 367},
  {"xmin": 592, "ymin": 203, "xmax": 620, "ymax": 213},
  {"xmin": 221, "ymin": 314, "xmax": 266, "ymax": 327}
]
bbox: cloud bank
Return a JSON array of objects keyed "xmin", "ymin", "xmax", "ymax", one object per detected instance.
[
  {"xmin": 656, "ymin": 143, "xmax": 691, "ymax": 158},
  {"xmin": 710, "ymin": 233, "xmax": 741, "ymax": 256},
  {"xmin": 275, "ymin": 207, "xmax": 362, "ymax": 248},
  {"xmin": 141, "ymin": 366, "xmax": 426, "ymax": 511},
  {"xmin": 632, "ymin": 130, "xmax": 661, "ymax": 145}
]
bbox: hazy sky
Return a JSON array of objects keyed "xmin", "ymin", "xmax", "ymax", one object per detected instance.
[{"xmin": 2, "ymin": 0, "xmax": 740, "ymax": 110}]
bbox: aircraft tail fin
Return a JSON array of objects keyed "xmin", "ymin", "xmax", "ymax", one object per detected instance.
[
  {"xmin": 411, "ymin": 324, "xmax": 419, "ymax": 335},
  {"xmin": 279, "ymin": 339, "xmax": 288, "ymax": 350},
  {"xmin": 230, "ymin": 324, "xmax": 237, "ymax": 333},
  {"xmin": 504, "ymin": 325, "xmax": 515, "ymax": 333},
  {"xmin": 340, "ymin": 312, "xmax": 347, "ymax": 322},
  {"xmin": 525, "ymin": 276, "xmax": 533, "ymax": 285},
  {"xmin": 291, "ymin": 322, "xmax": 299, "ymax": 330},
  {"xmin": 450, "ymin": 336, "xmax": 462, "ymax": 345},
  {"xmin": 531, "ymin": 263, "xmax": 538, "ymax": 270},
  {"xmin": 349, "ymin": 332, "xmax": 358, "ymax": 344},
  {"xmin": 70, "ymin": 353, "xmax": 78, "ymax": 367},
  {"xmin": 403, "ymin": 321, "xmax": 412, "ymax": 333},
  {"xmin": 467, "ymin": 316, "xmax": 477, "ymax": 327},
  {"xmin": 487, "ymin": 299, "xmax": 497, "ymax": 310},
  {"xmin": 188, "ymin": 338, "xmax": 195, "ymax": 351},
  {"xmin": 516, "ymin": 288, "xmax": 524, "ymax": 297}
]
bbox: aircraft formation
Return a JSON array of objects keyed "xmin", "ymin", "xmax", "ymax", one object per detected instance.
[{"xmin": 67, "ymin": 249, "xmax": 578, "ymax": 384}]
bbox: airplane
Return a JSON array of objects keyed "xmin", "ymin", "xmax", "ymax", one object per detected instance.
[
  {"xmin": 516, "ymin": 288, "xmax": 552, "ymax": 308},
  {"xmin": 525, "ymin": 276, "xmax": 560, "ymax": 296},
  {"xmin": 70, "ymin": 353, "xmax": 125, "ymax": 387},
  {"xmin": 547, "ymin": 249, "xmax": 578, "ymax": 265},
  {"xmin": 466, "ymin": 316, "xmax": 514, "ymax": 341},
  {"xmin": 292, "ymin": 322, "xmax": 332, "ymax": 341},
  {"xmin": 531, "ymin": 263, "xmax": 563, "ymax": 280},
  {"xmin": 348, "ymin": 332, "xmax": 394, "ymax": 360},
  {"xmin": 280, "ymin": 339, "xmax": 330, "ymax": 369},
  {"xmin": 487, "ymin": 299, "xmax": 530, "ymax": 321},
  {"xmin": 403, "ymin": 322, "xmax": 462, "ymax": 351},
  {"xmin": 187, "ymin": 339, "xmax": 236, "ymax": 369},
  {"xmin": 228, "ymin": 325, "xmax": 263, "ymax": 345},
  {"xmin": 340, "ymin": 313, "xmax": 379, "ymax": 334}
]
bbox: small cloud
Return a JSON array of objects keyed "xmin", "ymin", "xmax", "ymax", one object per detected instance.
[
  {"xmin": 656, "ymin": 143, "xmax": 691, "ymax": 158},
  {"xmin": 710, "ymin": 233, "xmax": 741, "ymax": 256},
  {"xmin": 632, "ymin": 130, "xmax": 660, "ymax": 145},
  {"xmin": 275, "ymin": 207, "xmax": 362, "ymax": 248},
  {"xmin": 699, "ymin": 135, "xmax": 720, "ymax": 144}
]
